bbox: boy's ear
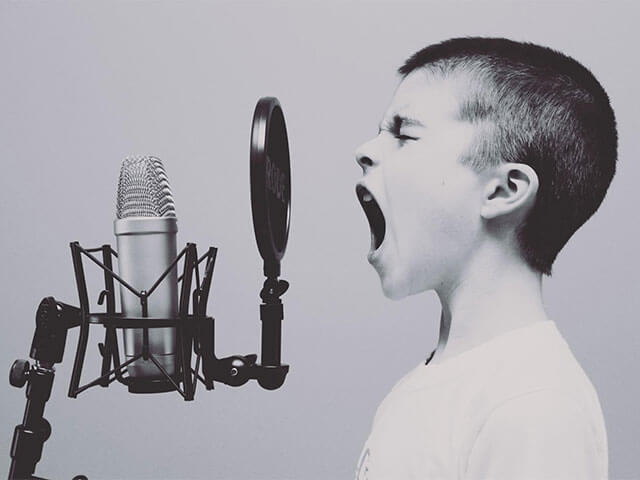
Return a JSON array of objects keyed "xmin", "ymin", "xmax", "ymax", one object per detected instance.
[{"xmin": 480, "ymin": 163, "xmax": 539, "ymax": 220}]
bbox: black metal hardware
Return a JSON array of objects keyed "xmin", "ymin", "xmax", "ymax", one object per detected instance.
[{"xmin": 8, "ymin": 241, "xmax": 290, "ymax": 479}]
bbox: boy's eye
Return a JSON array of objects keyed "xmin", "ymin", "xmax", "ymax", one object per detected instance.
[{"xmin": 395, "ymin": 134, "xmax": 417, "ymax": 141}]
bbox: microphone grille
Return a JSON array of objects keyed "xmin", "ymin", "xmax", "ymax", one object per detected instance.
[{"xmin": 116, "ymin": 156, "xmax": 177, "ymax": 219}]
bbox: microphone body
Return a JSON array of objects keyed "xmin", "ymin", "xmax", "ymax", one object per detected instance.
[
  {"xmin": 114, "ymin": 156, "xmax": 178, "ymax": 379},
  {"xmin": 115, "ymin": 217, "xmax": 178, "ymax": 378}
]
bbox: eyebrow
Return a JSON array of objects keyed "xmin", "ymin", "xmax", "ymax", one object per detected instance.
[{"xmin": 378, "ymin": 114, "xmax": 425, "ymax": 133}]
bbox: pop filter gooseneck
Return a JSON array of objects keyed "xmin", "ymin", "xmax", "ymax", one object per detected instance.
[{"xmin": 250, "ymin": 97, "xmax": 291, "ymax": 278}]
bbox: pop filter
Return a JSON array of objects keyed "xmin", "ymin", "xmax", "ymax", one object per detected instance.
[{"xmin": 250, "ymin": 97, "xmax": 291, "ymax": 278}]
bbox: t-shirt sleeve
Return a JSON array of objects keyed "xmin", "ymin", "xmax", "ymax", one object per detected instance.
[{"xmin": 463, "ymin": 389, "xmax": 606, "ymax": 480}]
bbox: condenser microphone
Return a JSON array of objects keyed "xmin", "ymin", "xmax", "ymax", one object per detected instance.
[{"xmin": 114, "ymin": 156, "xmax": 178, "ymax": 379}]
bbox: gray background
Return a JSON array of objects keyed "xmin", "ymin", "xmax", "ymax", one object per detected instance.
[{"xmin": 1, "ymin": 1, "xmax": 638, "ymax": 479}]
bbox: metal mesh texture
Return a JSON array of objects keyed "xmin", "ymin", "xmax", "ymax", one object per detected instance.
[{"xmin": 116, "ymin": 156, "xmax": 176, "ymax": 218}]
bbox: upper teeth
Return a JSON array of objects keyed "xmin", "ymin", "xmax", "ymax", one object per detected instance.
[{"xmin": 362, "ymin": 192, "xmax": 373, "ymax": 202}]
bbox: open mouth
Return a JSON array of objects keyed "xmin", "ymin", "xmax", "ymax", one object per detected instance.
[{"xmin": 356, "ymin": 184, "xmax": 386, "ymax": 251}]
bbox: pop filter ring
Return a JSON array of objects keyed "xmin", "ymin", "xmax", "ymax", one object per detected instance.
[{"xmin": 250, "ymin": 97, "xmax": 291, "ymax": 278}]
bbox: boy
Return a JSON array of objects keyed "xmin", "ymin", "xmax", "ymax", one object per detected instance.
[{"xmin": 354, "ymin": 38, "xmax": 616, "ymax": 479}]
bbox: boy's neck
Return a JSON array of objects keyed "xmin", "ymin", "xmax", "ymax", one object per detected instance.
[{"xmin": 430, "ymin": 248, "xmax": 547, "ymax": 365}]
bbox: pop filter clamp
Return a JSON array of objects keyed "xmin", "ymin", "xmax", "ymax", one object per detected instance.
[{"xmin": 8, "ymin": 97, "xmax": 292, "ymax": 480}]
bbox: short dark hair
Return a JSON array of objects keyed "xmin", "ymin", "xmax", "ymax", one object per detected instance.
[{"xmin": 399, "ymin": 37, "xmax": 617, "ymax": 275}]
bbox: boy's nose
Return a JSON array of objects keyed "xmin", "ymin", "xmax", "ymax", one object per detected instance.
[
  {"xmin": 355, "ymin": 142, "xmax": 379, "ymax": 173},
  {"xmin": 356, "ymin": 154, "xmax": 375, "ymax": 170}
]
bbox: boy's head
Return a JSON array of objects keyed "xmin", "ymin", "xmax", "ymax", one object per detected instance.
[{"xmin": 355, "ymin": 37, "xmax": 617, "ymax": 299}]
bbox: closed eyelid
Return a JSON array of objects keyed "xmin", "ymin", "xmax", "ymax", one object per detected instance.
[
  {"xmin": 379, "ymin": 114, "xmax": 424, "ymax": 134},
  {"xmin": 377, "ymin": 128, "xmax": 419, "ymax": 142}
]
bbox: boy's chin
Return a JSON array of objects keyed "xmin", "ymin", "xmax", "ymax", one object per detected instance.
[
  {"xmin": 379, "ymin": 270, "xmax": 432, "ymax": 300},
  {"xmin": 380, "ymin": 276, "xmax": 415, "ymax": 301}
]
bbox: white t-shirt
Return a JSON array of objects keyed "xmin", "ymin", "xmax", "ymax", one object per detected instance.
[{"xmin": 356, "ymin": 320, "xmax": 608, "ymax": 480}]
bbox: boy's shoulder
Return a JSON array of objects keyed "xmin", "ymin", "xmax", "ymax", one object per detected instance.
[
  {"xmin": 359, "ymin": 321, "xmax": 608, "ymax": 479},
  {"xmin": 476, "ymin": 320, "xmax": 596, "ymax": 397},
  {"xmin": 457, "ymin": 320, "xmax": 609, "ymax": 477},
  {"xmin": 387, "ymin": 320, "xmax": 597, "ymax": 400},
  {"xmin": 447, "ymin": 320, "xmax": 607, "ymax": 475},
  {"xmin": 378, "ymin": 320, "xmax": 605, "ymax": 441},
  {"xmin": 423, "ymin": 320, "xmax": 603, "ymax": 422}
]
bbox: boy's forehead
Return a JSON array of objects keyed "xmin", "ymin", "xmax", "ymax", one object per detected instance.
[{"xmin": 384, "ymin": 71, "xmax": 464, "ymax": 124}]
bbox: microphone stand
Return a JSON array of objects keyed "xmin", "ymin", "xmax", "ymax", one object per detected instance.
[{"xmin": 8, "ymin": 298, "xmax": 85, "ymax": 480}]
